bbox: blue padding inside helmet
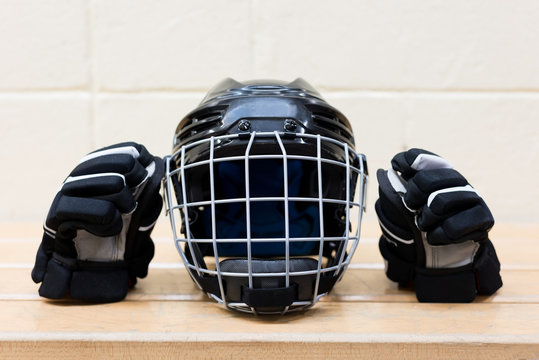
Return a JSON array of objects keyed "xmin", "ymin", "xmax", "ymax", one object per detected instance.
[{"xmin": 199, "ymin": 159, "xmax": 319, "ymax": 257}]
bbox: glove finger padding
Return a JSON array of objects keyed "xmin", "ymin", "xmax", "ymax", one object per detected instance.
[
  {"xmin": 31, "ymin": 142, "xmax": 164, "ymax": 302},
  {"xmin": 403, "ymin": 168, "xmax": 468, "ymax": 211},
  {"xmin": 391, "ymin": 148, "xmax": 452, "ymax": 180},
  {"xmin": 376, "ymin": 148, "xmax": 502, "ymax": 302},
  {"xmin": 419, "ymin": 188, "xmax": 494, "ymax": 245}
]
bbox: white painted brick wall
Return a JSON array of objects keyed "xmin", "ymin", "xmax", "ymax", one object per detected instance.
[
  {"xmin": 0, "ymin": 0, "xmax": 89, "ymax": 90},
  {"xmin": 0, "ymin": 95, "xmax": 92, "ymax": 220},
  {"xmin": 253, "ymin": 0, "xmax": 539, "ymax": 90},
  {"xmin": 0, "ymin": 0, "xmax": 537, "ymax": 226},
  {"xmin": 330, "ymin": 93, "xmax": 539, "ymax": 224},
  {"xmin": 94, "ymin": 0, "xmax": 253, "ymax": 90},
  {"xmin": 94, "ymin": 93, "xmax": 202, "ymax": 155}
]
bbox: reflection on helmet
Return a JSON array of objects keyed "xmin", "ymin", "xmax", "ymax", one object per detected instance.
[{"xmin": 164, "ymin": 78, "xmax": 368, "ymax": 314}]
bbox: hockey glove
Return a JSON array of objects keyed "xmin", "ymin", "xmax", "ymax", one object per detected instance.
[
  {"xmin": 31, "ymin": 142, "xmax": 164, "ymax": 302},
  {"xmin": 375, "ymin": 148, "xmax": 502, "ymax": 302}
]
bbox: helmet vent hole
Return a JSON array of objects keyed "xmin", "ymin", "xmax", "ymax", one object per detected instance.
[
  {"xmin": 305, "ymin": 105, "xmax": 354, "ymax": 144},
  {"xmin": 245, "ymin": 85, "xmax": 287, "ymax": 92},
  {"xmin": 191, "ymin": 112, "xmax": 223, "ymax": 134},
  {"xmin": 177, "ymin": 107, "xmax": 226, "ymax": 144},
  {"xmin": 312, "ymin": 112, "xmax": 342, "ymax": 135}
]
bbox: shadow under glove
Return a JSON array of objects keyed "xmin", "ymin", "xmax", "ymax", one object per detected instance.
[
  {"xmin": 375, "ymin": 148, "xmax": 502, "ymax": 302},
  {"xmin": 31, "ymin": 142, "xmax": 164, "ymax": 302}
]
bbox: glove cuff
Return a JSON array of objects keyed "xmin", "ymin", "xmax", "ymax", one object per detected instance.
[
  {"xmin": 415, "ymin": 265, "xmax": 477, "ymax": 302},
  {"xmin": 70, "ymin": 268, "xmax": 129, "ymax": 302},
  {"xmin": 415, "ymin": 239, "xmax": 502, "ymax": 302},
  {"xmin": 380, "ymin": 237, "xmax": 503, "ymax": 302},
  {"xmin": 38, "ymin": 253, "xmax": 130, "ymax": 302}
]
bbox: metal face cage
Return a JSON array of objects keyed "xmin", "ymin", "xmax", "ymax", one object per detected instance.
[{"xmin": 164, "ymin": 131, "xmax": 367, "ymax": 315}]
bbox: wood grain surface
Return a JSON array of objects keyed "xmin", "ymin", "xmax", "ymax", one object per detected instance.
[{"xmin": 0, "ymin": 222, "xmax": 538, "ymax": 359}]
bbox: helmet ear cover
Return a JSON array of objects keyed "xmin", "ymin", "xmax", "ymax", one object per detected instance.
[{"xmin": 165, "ymin": 79, "xmax": 367, "ymax": 314}]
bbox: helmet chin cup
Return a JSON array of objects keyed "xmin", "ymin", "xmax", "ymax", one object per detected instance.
[{"xmin": 164, "ymin": 79, "xmax": 368, "ymax": 315}]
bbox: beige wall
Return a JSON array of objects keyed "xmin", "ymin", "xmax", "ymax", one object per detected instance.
[{"xmin": 1, "ymin": 0, "xmax": 538, "ymax": 226}]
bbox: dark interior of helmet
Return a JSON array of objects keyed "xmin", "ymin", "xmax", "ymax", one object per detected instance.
[{"xmin": 179, "ymin": 157, "xmax": 351, "ymax": 257}]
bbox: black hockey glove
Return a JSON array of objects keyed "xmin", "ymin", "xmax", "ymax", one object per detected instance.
[
  {"xmin": 31, "ymin": 142, "xmax": 164, "ymax": 302},
  {"xmin": 375, "ymin": 148, "xmax": 502, "ymax": 302}
]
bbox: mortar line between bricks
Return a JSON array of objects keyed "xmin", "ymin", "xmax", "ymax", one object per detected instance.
[
  {"xmin": 1, "ymin": 89, "xmax": 539, "ymax": 96},
  {"xmin": 0, "ymin": 91, "xmax": 204, "ymax": 98},
  {"xmin": 80, "ymin": 88, "xmax": 539, "ymax": 95}
]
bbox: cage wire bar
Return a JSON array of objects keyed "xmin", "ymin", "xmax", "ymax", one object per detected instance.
[{"xmin": 164, "ymin": 131, "xmax": 368, "ymax": 313}]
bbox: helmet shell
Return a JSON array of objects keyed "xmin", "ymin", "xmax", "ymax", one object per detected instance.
[{"xmin": 173, "ymin": 78, "xmax": 355, "ymax": 152}]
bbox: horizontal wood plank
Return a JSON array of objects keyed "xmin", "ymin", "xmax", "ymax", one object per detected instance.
[
  {"xmin": 3, "ymin": 301, "xmax": 539, "ymax": 341},
  {"xmin": 1, "ymin": 340, "xmax": 538, "ymax": 360}
]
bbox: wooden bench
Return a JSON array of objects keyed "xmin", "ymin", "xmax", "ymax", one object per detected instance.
[{"xmin": 1, "ymin": 222, "xmax": 538, "ymax": 359}]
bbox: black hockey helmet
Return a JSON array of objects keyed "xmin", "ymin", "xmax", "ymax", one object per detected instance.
[{"xmin": 164, "ymin": 78, "xmax": 367, "ymax": 314}]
